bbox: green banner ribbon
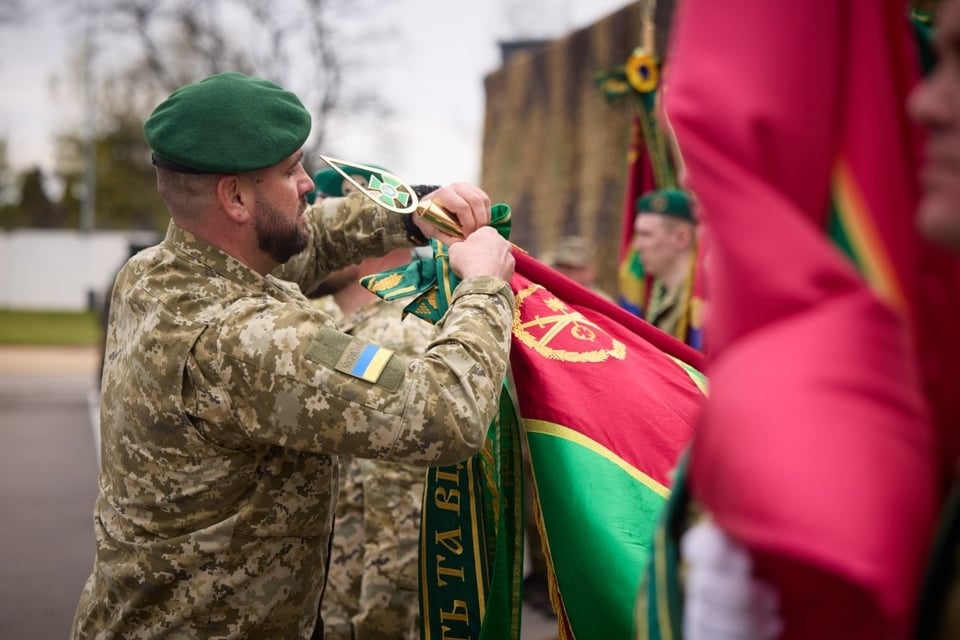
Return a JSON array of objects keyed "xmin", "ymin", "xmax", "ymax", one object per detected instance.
[
  {"xmin": 636, "ymin": 451, "xmax": 689, "ymax": 640},
  {"xmin": 419, "ymin": 385, "xmax": 524, "ymax": 640},
  {"xmin": 360, "ymin": 204, "xmax": 512, "ymax": 323},
  {"xmin": 363, "ymin": 204, "xmax": 522, "ymax": 639}
]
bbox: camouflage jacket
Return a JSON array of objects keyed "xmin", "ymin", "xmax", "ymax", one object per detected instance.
[
  {"xmin": 72, "ymin": 195, "xmax": 514, "ymax": 639},
  {"xmin": 646, "ymin": 277, "xmax": 684, "ymax": 339}
]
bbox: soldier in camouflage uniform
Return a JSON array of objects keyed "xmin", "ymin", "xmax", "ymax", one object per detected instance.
[
  {"xmin": 71, "ymin": 72, "xmax": 516, "ymax": 639},
  {"xmin": 631, "ymin": 188, "xmax": 698, "ymax": 338},
  {"xmin": 310, "ymin": 247, "xmax": 435, "ymax": 640}
]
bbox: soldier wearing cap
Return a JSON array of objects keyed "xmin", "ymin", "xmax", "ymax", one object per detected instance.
[
  {"xmin": 542, "ymin": 235, "xmax": 613, "ymax": 300},
  {"xmin": 71, "ymin": 72, "xmax": 515, "ymax": 639},
  {"xmin": 308, "ymin": 165, "xmax": 385, "ymax": 204},
  {"xmin": 632, "ymin": 188, "xmax": 698, "ymax": 339}
]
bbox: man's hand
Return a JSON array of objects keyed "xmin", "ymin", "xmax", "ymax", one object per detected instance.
[
  {"xmin": 411, "ymin": 182, "xmax": 491, "ymax": 242},
  {"xmin": 448, "ymin": 226, "xmax": 514, "ymax": 282},
  {"xmin": 682, "ymin": 520, "xmax": 783, "ymax": 640}
]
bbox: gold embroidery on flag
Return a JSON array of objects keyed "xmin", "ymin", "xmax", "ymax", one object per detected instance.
[{"xmin": 512, "ymin": 284, "xmax": 627, "ymax": 362}]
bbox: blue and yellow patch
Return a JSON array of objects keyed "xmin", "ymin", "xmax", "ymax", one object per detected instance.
[
  {"xmin": 306, "ymin": 329, "xmax": 405, "ymax": 391},
  {"xmin": 335, "ymin": 340, "xmax": 395, "ymax": 383}
]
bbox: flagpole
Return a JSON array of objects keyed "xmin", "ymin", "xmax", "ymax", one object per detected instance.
[{"xmin": 642, "ymin": 0, "xmax": 656, "ymax": 54}]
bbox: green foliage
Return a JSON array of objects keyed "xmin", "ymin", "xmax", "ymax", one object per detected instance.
[
  {"xmin": 17, "ymin": 168, "xmax": 65, "ymax": 227},
  {"xmin": 2, "ymin": 0, "xmax": 389, "ymax": 232},
  {"xmin": 0, "ymin": 201, "xmax": 28, "ymax": 228},
  {"xmin": 0, "ymin": 137, "xmax": 17, "ymax": 206},
  {"xmin": 0, "ymin": 309, "xmax": 100, "ymax": 345},
  {"xmin": 0, "ymin": 120, "xmax": 166, "ymax": 232},
  {"xmin": 57, "ymin": 120, "xmax": 168, "ymax": 232}
]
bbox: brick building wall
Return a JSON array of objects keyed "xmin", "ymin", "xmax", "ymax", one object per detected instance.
[{"xmin": 480, "ymin": 1, "xmax": 674, "ymax": 293}]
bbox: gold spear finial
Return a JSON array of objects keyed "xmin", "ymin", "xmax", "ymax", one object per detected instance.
[{"xmin": 318, "ymin": 155, "xmax": 464, "ymax": 237}]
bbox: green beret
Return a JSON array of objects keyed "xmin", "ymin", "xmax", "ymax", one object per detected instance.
[
  {"xmin": 635, "ymin": 188, "xmax": 695, "ymax": 222},
  {"xmin": 144, "ymin": 72, "xmax": 311, "ymax": 174},
  {"xmin": 307, "ymin": 164, "xmax": 388, "ymax": 203}
]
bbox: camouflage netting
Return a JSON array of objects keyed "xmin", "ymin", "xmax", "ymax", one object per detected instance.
[{"xmin": 480, "ymin": 1, "xmax": 674, "ymax": 294}]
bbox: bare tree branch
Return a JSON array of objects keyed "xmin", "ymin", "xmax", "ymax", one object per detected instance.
[
  {"xmin": 0, "ymin": 0, "xmax": 27, "ymax": 25},
  {"xmin": 65, "ymin": 0, "xmax": 382, "ymax": 153}
]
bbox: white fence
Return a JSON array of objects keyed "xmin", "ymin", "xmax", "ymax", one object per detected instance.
[{"xmin": 0, "ymin": 229, "xmax": 159, "ymax": 311}]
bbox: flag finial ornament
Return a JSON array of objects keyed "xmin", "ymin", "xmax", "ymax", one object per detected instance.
[{"xmin": 318, "ymin": 155, "xmax": 465, "ymax": 237}]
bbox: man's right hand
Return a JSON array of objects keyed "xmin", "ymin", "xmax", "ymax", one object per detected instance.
[
  {"xmin": 448, "ymin": 226, "xmax": 515, "ymax": 283},
  {"xmin": 411, "ymin": 182, "xmax": 491, "ymax": 242}
]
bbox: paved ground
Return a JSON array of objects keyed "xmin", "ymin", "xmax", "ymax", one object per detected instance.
[
  {"xmin": 0, "ymin": 346, "xmax": 100, "ymax": 638},
  {"xmin": 0, "ymin": 345, "xmax": 557, "ymax": 639}
]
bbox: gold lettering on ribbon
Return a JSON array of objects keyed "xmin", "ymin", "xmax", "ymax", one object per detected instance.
[
  {"xmin": 513, "ymin": 284, "xmax": 626, "ymax": 362},
  {"xmin": 432, "ymin": 463, "xmax": 467, "ymax": 593},
  {"xmin": 440, "ymin": 600, "xmax": 470, "ymax": 640},
  {"xmin": 434, "ymin": 466, "xmax": 461, "ymax": 483},
  {"xmin": 435, "ymin": 553, "xmax": 466, "ymax": 586},
  {"xmin": 434, "ymin": 487, "xmax": 461, "ymax": 512},
  {"xmin": 435, "ymin": 527, "xmax": 464, "ymax": 555},
  {"xmin": 441, "ymin": 600, "xmax": 470, "ymax": 623}
]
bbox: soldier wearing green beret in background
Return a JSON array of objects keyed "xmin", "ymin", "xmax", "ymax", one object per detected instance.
[
  {"xmin": 71, "ymin": 71, "xmax": 516, "ymax": 639},
  {"xmin": 631, "ymin": 187, "xmax": 699, "ymax": 339},
  {"xmin": 307, "ymin": 165, "xmax": 385, "ymax": 204}
]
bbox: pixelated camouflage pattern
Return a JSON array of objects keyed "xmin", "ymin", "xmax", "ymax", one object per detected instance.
[
  {"xmin": 315, "ymin": 295, "xmax": 434, "ymax": 639},
  {"xmin": 354, "ymin": 456, "xmax": 424, "ymax": 638},
  {"xmin": 323, "ymin": 456, "xmax": 364, "ymax": 639},
  {"xmin": 72, "ymin": 195, "xmax": 514, "ymax": 639}
]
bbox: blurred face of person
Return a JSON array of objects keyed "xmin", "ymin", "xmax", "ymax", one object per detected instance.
[
  {"xmin": 252, "ymin": 152, "xmax": 314, "ymax": 264},
  {"xmin": 632, "ymin": 214, "xmax": 689, "ymax": 278},
  {"xmin": 908, "ymin": 0, "xmax": 960, "ymax": 251},
  {"xmin": 342, "ymin": 175, "xmax": 369, "ymax": 196},
  {"xmin": 553, "ymin": 264, "xmax": 595, "ymax": 287}
]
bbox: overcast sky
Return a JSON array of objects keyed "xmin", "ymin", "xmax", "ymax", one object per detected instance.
[{"xmin": 0, "ymin": 0, "xmax": 631, "ymax": 187}]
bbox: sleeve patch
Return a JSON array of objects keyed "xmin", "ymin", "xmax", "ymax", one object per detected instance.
[
  {"xmin": 306, "ymin": 329, "xmax": 405, "ymax": 390},
  {"xmin": 338, "ymin": 341, "xmax": 394, "ymax": 383}
]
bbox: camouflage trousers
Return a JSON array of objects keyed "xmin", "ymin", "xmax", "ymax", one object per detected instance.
[{"xmin": 322, "ymin": 456, "xmax": 426, "ymax": 640}]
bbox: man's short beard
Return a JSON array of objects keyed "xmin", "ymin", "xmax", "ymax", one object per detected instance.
[{"xmin": 254, "ymin": 194, "xmax": 309, "ymax": 264}]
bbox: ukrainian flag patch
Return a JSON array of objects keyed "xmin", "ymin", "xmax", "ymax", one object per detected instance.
[{"xmin": 335, "ymin": 339, "xmax": 395, "ymax": 383}]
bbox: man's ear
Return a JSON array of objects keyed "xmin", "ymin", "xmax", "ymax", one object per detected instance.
[
  {"xmin": 676, "ymin": 223, "xmax": 695, "ymax": 249},
  {"xmin": 216, "ymin": 174, "xmax": 251, "ymax": 224}
]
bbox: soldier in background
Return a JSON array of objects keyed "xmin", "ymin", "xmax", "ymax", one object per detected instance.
[
  {"xmin": 542, "ymin": 235, "xmax": 611, "ymax": 299},
  {"xmin": 631, "ymin": 188, "xmax": 698, "ymax": 339}
]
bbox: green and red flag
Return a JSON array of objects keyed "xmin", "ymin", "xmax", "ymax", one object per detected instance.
[
  {"xmin": 654, "ymin": 0, "xmax": 960, "ymax": 637},
  {"xmin": 616, "ymin": 112, "xmax": 656, "ymax": 319},
  {"xmin": 364, "ymin": 208, "xmax": 709, "ymax": 638},
  {"xmin": 509, "ymin": 249, "xmax": 706, "ymax": 639}
]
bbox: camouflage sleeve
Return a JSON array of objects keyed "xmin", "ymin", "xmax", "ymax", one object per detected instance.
[
  {"xmin": 273, "ymin": 192, "xmax": 411, "ymax": 295},
  {"xmin": 207, "ymin": 276, "xmax": 514, "ymax": 466}
]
